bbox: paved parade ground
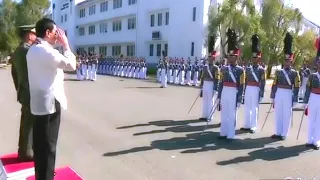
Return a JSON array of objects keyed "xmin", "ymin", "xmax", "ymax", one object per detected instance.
[{"xmin": 0, "ymin": 68, "xmax": 319, "ymax": 180}]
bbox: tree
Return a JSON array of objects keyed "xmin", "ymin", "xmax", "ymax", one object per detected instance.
[
  {"xmin": 207, "ymin": 0, "xmax": 262, "ymax": 60},
  {"xmin": 260, "ymin": 0, "xmax": 303, "ymax": 77},
  {"xmin": 0, "ymin": 0, "xmax": 50, "ymax": 56},
  {"xmin": 0, "ymin": 0, "xmax": 19, "ymax": 54},
  {"xmin": 15, "ymin": 0, "xmax": 50, "ymax": 26},
  {"xmin": 293, "ymin": 30, "xmax": 317, "ymax": 68}
]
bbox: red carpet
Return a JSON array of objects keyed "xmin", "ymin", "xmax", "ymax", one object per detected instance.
[
  {"xmin": 27, "ymin": 166, "xmax": 83, "ymax": 180},
  {"xmin": 0, "ymin": 153, "xmax": 34, "ymax": 173}
]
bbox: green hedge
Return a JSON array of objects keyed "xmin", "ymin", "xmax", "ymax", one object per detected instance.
[{"xmin": 147, "ymin": 67, "xmax": 157, "ymax": 75}]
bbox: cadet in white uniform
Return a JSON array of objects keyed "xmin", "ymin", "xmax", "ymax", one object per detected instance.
[
  {"xmin": 241, "ymin": 34, "xmax": 266, "ymax": 133},
  {"xmin": 303, "ymin": 40, "xmax": 320, "ymax": 150},
  {"xmin": 217, "ymin": 29, "xmax": 245, "ymax": 141},
  {"xmin": 199, "ymin": 52, "xmax": 219, "ymax": 121},
  {"xmin": 270, "ymin": 32, "xmax": 300, "ymax": 140}
]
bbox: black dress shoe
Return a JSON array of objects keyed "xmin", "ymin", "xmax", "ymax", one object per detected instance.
[
  {"xmin": 160, "ymin": 86, "xmax": 164, "ymax": 88},
  {"xmin": 271, "ymin": 134, "xmax": 280, "ymax": 139},
  {"xmin": 240, "ymin": 127, "xmax": 250, "ymax": 131},
  {"xmin": 280, "ymin": 136, "xmax": 286, "ymax": 140},
  {"xmin": 218, "ymin": 136, "xmax": 227, "ymax": 139},
  {"xmin": 306, "ymin": 143, "xmax": 314, "ymax": 148},
  {"xmin": 249, "ymin": 129, "xmax": 256, "ymax": 134},
  {"xmin": 313, "ymin": 145, "xmax": 320, "ymax": 150}
]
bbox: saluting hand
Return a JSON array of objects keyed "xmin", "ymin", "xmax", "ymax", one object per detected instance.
[{"xmin": 56, "ymin": 28, "xmax": 69, "ymax": 49}]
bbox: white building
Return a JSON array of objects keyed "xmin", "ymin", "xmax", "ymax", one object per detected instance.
[
  {"xmin": 301, "ymin": 17, "xmax": 320, "ymax": 35},
  {"xmin": 52, "ymin": 0, "xmax": 213, "ymax": 63}
]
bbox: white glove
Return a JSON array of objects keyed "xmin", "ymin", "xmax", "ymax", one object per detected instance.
[
  {"xmin": 303, "ymin": 104, "xmax": 308, "ymax": 109},
  {"xmin": 271, "ymin": 99, "xmax": 275, "ymax": 104},
  {"xmin": 237, "ymin": 102, "xmax": 241, "ymax": 108},
  {"xmin": 259, "ymin": 97, "xmax": 263, "ymax": 103}
]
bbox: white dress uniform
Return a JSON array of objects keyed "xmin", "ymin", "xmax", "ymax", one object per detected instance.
[
  {"xmin": 193, "ymin": 63, "xmax": 200, "ymax": 86},
  {"xmin": 199, "ymin": 62, "xmax": 219, "ymax": 121},
  {"xmin": 242, "ymin": 64, "xmax": 266, "ymax": 132},
  {"xmin": 270, "ymin": 67, "xmax": 300, "ymax": 140},
  {"xmin": 303, "ymin": 71, "xmax": 320, "ymax": 150},
  {"xmin": 218, "ymin": 64, "xmax": 245, "ymax": 140},
  {"xmin": 160, "ymin": 61, "xmax": 168, "ymax": 88},
  {"xmin": 185, "ymin": 63, "xmax": 192, "ymax": 85},
  {"xmin": 178, "ymin": 63, "xmax": 185, "ymax": 85}
]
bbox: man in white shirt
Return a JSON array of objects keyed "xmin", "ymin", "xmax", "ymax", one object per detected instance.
[{"xmin": 26, "ymin": 18, "xmax": 76, "ymax": 180}]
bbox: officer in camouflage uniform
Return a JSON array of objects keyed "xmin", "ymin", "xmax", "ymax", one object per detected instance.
[
  {"xmin": 217, "ymin": 29, "xmax": 245, "ymax": 141},
  {"xmin": 241, "ymin": 34, "xmax": 266, "ymax": 133},
  {"xmin": 303, "ymin": 38, "xmax": 320, "ymax": 150},
  {"xmin": 270, "ymin": 32, "xmax": 300, "ymax": 140},
  {"xmin": 11, "ymin": 25, "xmax": 37, "ymax": 161},
  {"xmin": 199, "ymin": 51, "xmax": 219, "ymax": 121}
]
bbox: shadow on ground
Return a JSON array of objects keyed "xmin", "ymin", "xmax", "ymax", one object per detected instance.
[
  {"xmin": 216, "ymin": 144, "xmax": 311, "ymax": 165},
  {"xmin": 64, "ymin": 78, "xmax": 81, "ymax": 81},
  {"xmin": 124, "ymin": 87, "xmax": 161, "ymax": 89},
  {"xmin": 104, "ymin": 118, "xmax": 311, "ymax": 163}
]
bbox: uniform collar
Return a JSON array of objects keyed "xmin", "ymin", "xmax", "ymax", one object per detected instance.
[
  {"xmin": 22, "ymin": 42, "xmax": 31, "ymax": 47},
  {"xmin": 37, "ymin": 38, "xmax": 54, "ymax": 48}
]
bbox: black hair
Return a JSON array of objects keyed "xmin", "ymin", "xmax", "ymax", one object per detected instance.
[{"xmin": 35, "ymin": 18, "xmax": 56, "ymax": 38}]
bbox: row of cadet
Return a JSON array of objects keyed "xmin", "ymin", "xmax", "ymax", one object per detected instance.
[
  {"xmin": 156, "ymin": 57, "xmax": 205, "ymax": 86},
  {"xmin": 97, "ymin": 57, "xmax": 147, "ymax": 79},
  {"xmin": 76, "ymin": 54, "xmax": 99, "ymax": 81},
  {"xmin": 75, "ymin": 55, "xmax": 148, "ymax": 80}
]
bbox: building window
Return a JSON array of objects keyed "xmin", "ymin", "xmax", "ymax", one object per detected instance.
[
  {"xmin": 99, "ymin": 46, "xmax": 107, "ymax": 56},
  {"xmin": 113, "ymin": 0, "xmax": 122, "ymax": 9},
  {"xmin": 156, "ymin": 44, "xmax": 161, "ymax": 56},
  {"xmin": 64, "ymin": 14, "xmax": 67, "ymax": 22},
  {"xmin": 99, "ymin": 22, "xmax": 108, "ymax": 33},
  {"xmin": 89, "ymin": 25, "xmax": 95, "ymax": 35},
  {"xmin": 127, "ymin": 45, "xmax": 135, "ymax": 56},
  {"xmin": 79, "ymin": 27, "xmax": 85, "ymax": 36},
  {"xmin": 128, "ymin": 17, "xmax": 136, "ymax": 30},
  {"xmin": 150, "ymin": 14, "xmax": 154, "ymax": 27},
  {"xmin": 80, "ymin": 8, "xmax": 85, "ymax": 18},
  {"xmin": 112, "ymin": 45, "xmax": 121, "ymax": 56},
  {"xmin": 164, "ymin": 43, "xmax": 168, "ymax": 56},
  {"xmin": 89, "ymin": 5, "xmax": 96, "ymax": 15},
  {"xmin": 112, "ymin": 20, "xmax": 122, "ymax": 31},
  {"xmin": 77, "ymin": 47, "xmax": 85, "ymax": 54},
  {"xmin": 165, "ymin": 12, "xmax": 169, "ymax": 25},
  {"xmin": 191, "ymin": 42, "xmax": 194, "ymax": 56},
  {"xmin": 149, "ymin": 44, "xmax": 154, "ymax": 56},
  {"xmin": 100, "ymin": 1, "xmax": 108, "ymax": 12},
  {"xmin": 128, "ymin": 0, "xmax": 136, "ymax": 5},
  {"xmin": 158, "ymin": 13, "xmax": 162, "ymax": 26},
  {"xmin": 88, "ymin": 46, "xmax": 95, "ymax": 53},
  {"xmin": 61, "ymin": 15, "xmax": 63, "ymax": 23},
  {"xmin": 192, "ymin": 7, "xmax": 196, "ymax": 21}
]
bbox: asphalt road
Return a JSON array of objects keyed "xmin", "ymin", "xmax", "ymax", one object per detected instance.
[{"xmin": 0, "ymin": 68, "xmax": 318, "ymax": 180}]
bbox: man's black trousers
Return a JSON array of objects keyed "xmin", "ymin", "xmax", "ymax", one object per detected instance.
[{"xmin": 33, "ymin": 100, "xmax": 61, "ymax": 180}]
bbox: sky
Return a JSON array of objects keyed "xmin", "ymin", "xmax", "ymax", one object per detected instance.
[
  {"xmin": 288, "ymin": 0, "xmax": 320, "ymax": 25},
  {"xmin": 31, "ymin": 0, "xmax": 320, "ymax": 26}
]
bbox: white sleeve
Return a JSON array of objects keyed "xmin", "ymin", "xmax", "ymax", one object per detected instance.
[{"xmin": 44, "ymin": 46, "xmax": 76, "ymax": 71}]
